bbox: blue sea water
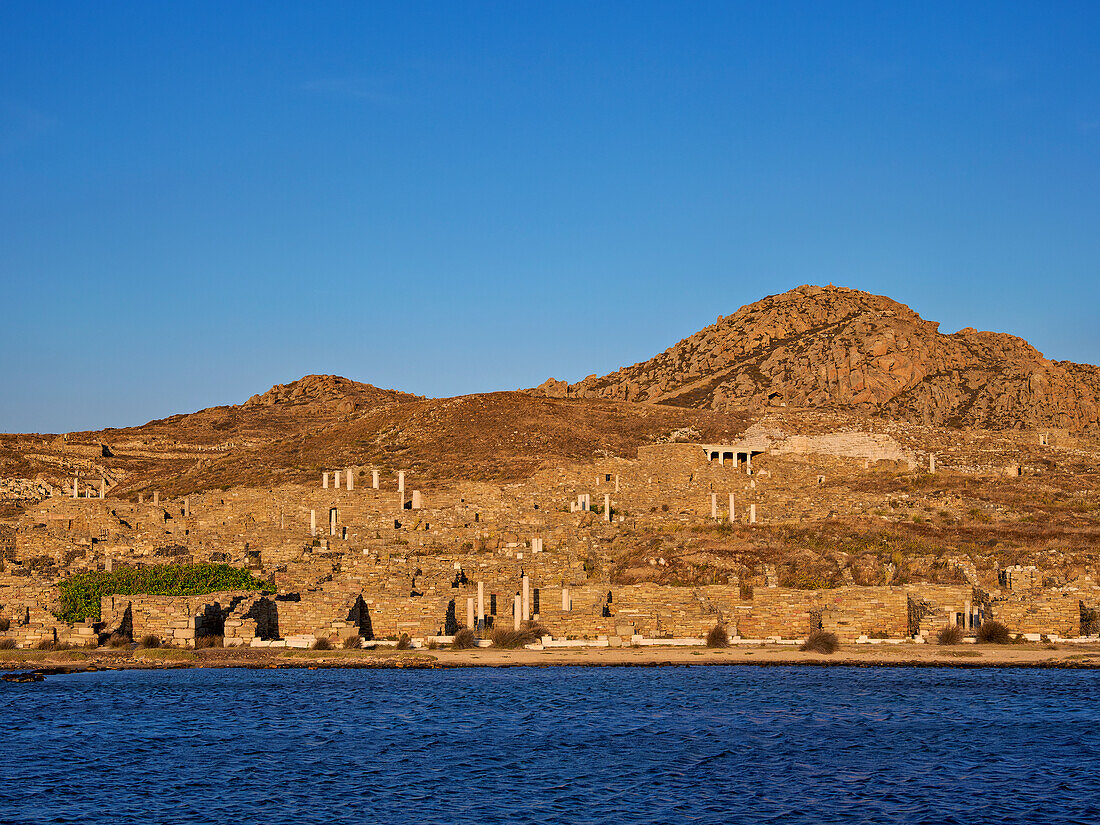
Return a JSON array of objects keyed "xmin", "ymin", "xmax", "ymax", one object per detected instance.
[{"xmin": 2, "ymin": 665, "xmax": 1099, "ymax": 824}]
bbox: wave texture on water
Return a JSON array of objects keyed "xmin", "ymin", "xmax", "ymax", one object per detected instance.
[{"xmin": 2, "ymin": 666, "xmax": 1099, "ymax": 824}]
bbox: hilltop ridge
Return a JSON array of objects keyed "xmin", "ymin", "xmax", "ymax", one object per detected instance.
[{"xmin": 535, "ymin": 285, "xmax": 1100, "ymax": 430}]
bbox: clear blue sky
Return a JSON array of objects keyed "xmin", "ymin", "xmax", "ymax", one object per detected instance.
[{"xmin": 2, "ymin": 2, "xmax": 1098, "ymax": 433}]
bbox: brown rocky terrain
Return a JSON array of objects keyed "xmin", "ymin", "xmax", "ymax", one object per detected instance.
[{"xmin": 537, "ymin": 285, "xmax": 1100, "ymax": 431}]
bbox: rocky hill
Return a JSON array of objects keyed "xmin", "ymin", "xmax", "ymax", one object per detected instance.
[{"xmin": 537, "ymin": 285, "xmax": 1100, "ymax": 431}]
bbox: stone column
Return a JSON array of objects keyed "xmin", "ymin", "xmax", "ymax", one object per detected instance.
[
  {"xmin": 615, "ymin": 475, "xmax": 620, "ymax": 493},
  {"xmin": 477, "ymin": 582, "xmax": 485, "ymax": 626},
  {"xmin": 604, "ymin": 494, "xmax": 611, "ymax": 522},
  {"xmin": 513, "ymin": 595, "xmax": 522, "ymax": 631},
  {"xmin": 329, "ymin": 508, "xmax": 337, "ymax": 536},
  {"xmin": 398, "ymin": 471, "xmax": 405, "ymax": 492},
  {"xmin": 347, "ymin": 468, "xmax": 354, "ymax": 491},
  {"xmin": 372, "ymin": 469, "xmax": 379, "ymax": 489},
  {"xmin": 562, "ymin": 587, "xmax": 570, "ymax": 611},
  {"xmin": 747, "ymin": 454, "xmax": 753, "ymax": 475},
  {"xmin": 729, "ymin": 492, "xmax": 736, "ymax": 524},
  {"xmin": 397, "ymin": 491, "xmax": 404, "ymax": 511},
  {"xmin": 323, "ymin": 472, "xmax": 329, "ymax": 489},
  {"xmin": 138, "ymin": 493, "xmax": 144, "ymax": 504},
  {"xmin": 929, "ymin": 453, "xmax": 936, "ymax": 474},
  {"xmin": 72, "ymin": 478, "xmax": 78, "ymax": 498},
  {"xmin": 522, "ymin": 575, "xmax": 530, "ymax": 621},
  {"xmin": 466, "ymin": 597, "xmax": 475, "ymax": 630},
  {"xmin": 710, "ymin": 492, "xmax": 717, "ymax": 519},
  {"xmin": 411, "ymin": 490, "xmax": 422, "ymax": 509},
  {"xmin": 964, "ymin": 601, "xmax": 972, "ymax": 630},
  {"xmin": 334, "ymin": 470, "xmax": 341, "ymax": 489},
  {"xmin": 184, "ymin": 497, "xmax": 190, "ymax": 518},
  {"xmin": 310, "ymin": 509, "xmax": 316, "ymax": 536},
  {"xmin": 153, "ymin": 491, "xmax": 159, "ymax": 506},
  {"xmin": 99, "ymin": 479, "xmax": 106, "ymax": 499},
  {"xmin": 749, "ymin": 503, "xmax": 756, "ymax": 524}
]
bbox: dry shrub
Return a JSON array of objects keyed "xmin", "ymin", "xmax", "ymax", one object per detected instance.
[
  {"xmin": 452, "ymin": 628, "xmax": 477, "ymax": 649},
  {"xmin": 0, "ymin": 638, "xmax": 16, "ymax": 650},
  {"xmin": 342, "ymin": 635, "xmax": 362, "ymax": 649},
  {"xmin": 36, "ymin": 639, "xmax": 57, "ymax": 651},
  {"xmin": 705, "ymin": 624, "xmax": 730, "ymax": 648},
  {"xmin": 311, "ymin": 637, "xmax": 333, "ymax": 650},
  {"xmin": 0, "ymin": 618, "xmax": 9, "ymax": 632},
  {"xmin": 977, "ymin": 621, "xmax": 1012, "ymax": 644},
  {"xmin": 139, "ymin": 634, "xmax": 161, "ymax": 649},
  {"xmin": 800, "ymin": 630, "xmax": 839, "ymax": 654},
  {"xmin": 426, "ymin": 639, "xmax": 439, "ymax": 650},
  {"xmin": 107, "ymin": 633, "xmax": 130, "ymax": 648},
  {"xmin": 490, "ymin": 621, "xmax": 546, "ymax": 649},
  {"xmin": 937, "ymin": 625, "xmax": 964, "ymax": 645},
  {"xmin": 395, "ymin": 633, "xmax": 412, "ymax": 650},
  {"xmin": 194, "ymin": 635, "xmax": 223, "ymax": 649}
]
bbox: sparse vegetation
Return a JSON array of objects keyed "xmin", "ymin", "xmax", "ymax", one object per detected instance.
[
  {"xmin": 139, "ymin": 634, "xmax": 161, "ymax": 649},
  {"xmin": 452, "ymin": 628, "xmax": 477, "ymax": 649},
  {"xmin": 490, "ymin": 621, "xmax": 546, "ymax": 649},
  {"xmin": 0, "ymin": 618, "xmax": 9, "ymax": 632},
  {"xmin": 395, "ymin": 633, "xmax": 412, "ymax": 650},
  {"xmin": 800, "ymin": 630, "xmax": 839, "ymax": 654},
  {"xmin": 0, "ymin": 638, "xmax": 16, "ymax": 650},
  {"xmin": 342, "ymin": 635, "xmax": 362, "ymax": 649},
  {"xmin": 311, "ymin": 637, "xmax": 333, "ymax": 650},
  {"xmin": 705, "ymin": 624, "xmax": 730, "ymax": 648},
  {"xmin": 936, "ymin": 625, "xmax": 964, "ymax": 645},
  {"xmin": 977, "ymin": 621, "xmax": 1011, "ymax": 644},
  {"xmin": 194, "ymin": 634, "xmax": 223, "ymax": 649}
]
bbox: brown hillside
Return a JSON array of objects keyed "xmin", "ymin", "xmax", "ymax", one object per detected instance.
[{"xmin": 538, "ymin": 285, "xmax": 1100, "ymax": 431}]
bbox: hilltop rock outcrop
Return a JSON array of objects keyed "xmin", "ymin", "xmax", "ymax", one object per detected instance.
[{"xmin": 539, "ymin": 285, "xmax": 1100, "ymax": 431}]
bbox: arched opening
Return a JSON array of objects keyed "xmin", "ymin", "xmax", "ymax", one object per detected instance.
[{"xmin": 244, "ymin": 596, "xmax": 280, "ymax": 640}]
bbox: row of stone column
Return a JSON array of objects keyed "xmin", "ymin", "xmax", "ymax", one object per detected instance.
[{"xmin": 321, "ymin": 468, "xmax": 404, "ymax": 491}]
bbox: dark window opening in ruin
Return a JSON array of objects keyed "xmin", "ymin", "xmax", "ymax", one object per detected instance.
[
  {"xmin": 533, "ymin": 589, "xmax": 540, "ymax": 615},
  {"xmin": 198, "ymin": 597, "xmax": 243, "ymax": 638},
  {"xmin": 602, "ymin": 603, "xmax": 611, "ymax": 618},
  {"xmin": 606, "ymin": 590, "xmax": 613, "ymax": 604},
  {"xmin": 245, "ymin": 597, "xmax": 280, "ymax": 640},
  {"xmin": 451, "ymin": 570, "xmax": 468, "ymax": 588},
  {"xmin": 444, "ymin": 600, "xmax": 459, "ymax": 635},
  {"xmin": 275, "ymin": 592, "xmax": 300, "ymax": 602},
  {"xmin": 767, "ymin": 391, "xmax": 783, "ymax": 406},
  {"xmin": 490, "ymin": 594, "xmax": 497, "ymax": 615},
  {"xmin": 394, "ymin": 519, "xmax": 402, "ymax": 529},
  {"xmin": 709, "ymin": 451, "xmax": 719, "ymax": 461},
  {"xmin": 605, "ymin": 474, "xmax": 612, "ymax": 482},
  {"xmin": 722, "ymin": 451, "xmax": 734, "ymax": 463},
  {"xmin": 347, "ymin": 595, "xmax": 374, "ymax": 640}
]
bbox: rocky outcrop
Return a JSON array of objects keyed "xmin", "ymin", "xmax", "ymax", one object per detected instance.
[
  {"xmin": 244, "ymin": 374, "xmax": 420, "ymax": 412},
  {"xmin": 540, "ymin": 285, "xmax": 1100, "ymax": 431}
]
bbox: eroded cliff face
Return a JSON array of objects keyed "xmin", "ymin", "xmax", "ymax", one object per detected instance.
[{"xmin": 541, "ymin": 285, "xmax": 1100, "ymax": 430}]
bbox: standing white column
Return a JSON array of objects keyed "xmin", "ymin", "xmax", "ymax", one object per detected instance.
[
  {"xmin": 729, "ymin": 492, "xmax": 736, "ymax": 523},
  {"xmin": 184, "ymin": 496, "xmax": 190, "ymax": 517},
  {"xmin": 749, "ymin": 503, "xmax": 756, "ymax": 524},
  {"xmin": 398, "ymin": 471, "xmax": 405, "ymax": 492},
  {"xmin": 929, "ymin": 453, "xmax": 936, "ymax": 473},
  {"xmin": 372, "ymin": 469, "xmax": 379, "ymax": 489},
  {"xmin": 334, "ymin": 470, "xmax": 341, "ymax": 489},
  {"xmin": 411, "ymin": 490, "xmax": 422, "ymax": 509},
  {"xmin": 99, "ymin": 479, "xmax": 106, "ymax": 499},
  {"xmin": 466, "ymin": 597, "xmax": 475, "ymax": 630},
  {"xmin": 964, "ymin": 601, "xmax": 972, "ymax": 630},
  {"xmin": 747, "ymin": 454, "xmax": 753, "ymax": 475},
  {"xmin": 710, "ymin": 492, "xmax": 717, "ymax": 519},
  {"xmin": 329, "ymin": 508, "xmax": 337, "ymax": 536},
  {"xmin": 614, "ymin": 475, "xmax": 620, "ymax": 493},
  {"xmin": 72, "ymin": 477, "xmax": 79, "ymax": 498},
  {"xmin": 310, "ymin": 509, "xmax": 316, "ymax": 536},
  {"xmin": 153, "ymin": 491, "xmax": 159, "ymax": 506},
  {"xmin": 323, "ymin": 472, "xmax": 329, "ymax": 489},
  {"xmin": 346, "ymin": 468, "xmax": 354, "ymax": 490},
  {"xmin": 522, "ymin": 575, "xmax": 530, "ymax": 621},
  {"xmin": 477, "ymin": 582, "xmax": 485, "ymax": 626},
  {"xmin": 604, "ymin": 493, "xmax": 611, "ymax": 522},
  {"xmin": 513, "ymin": 595, "xmax": 522, "ymax": 631},
  {"xmin": 562, "ymin": 587, "xmax": 570, "ymax": 611}
]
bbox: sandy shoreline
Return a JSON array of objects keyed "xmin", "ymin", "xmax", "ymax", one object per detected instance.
[{"xmin": 4, "ymin": 642, "xmax": 1100, "ymax": 679}]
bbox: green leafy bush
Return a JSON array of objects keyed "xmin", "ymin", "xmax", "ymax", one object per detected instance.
[{"xmin": 55, "ymin": 564, "xmax": 272, "ymax": 622}]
